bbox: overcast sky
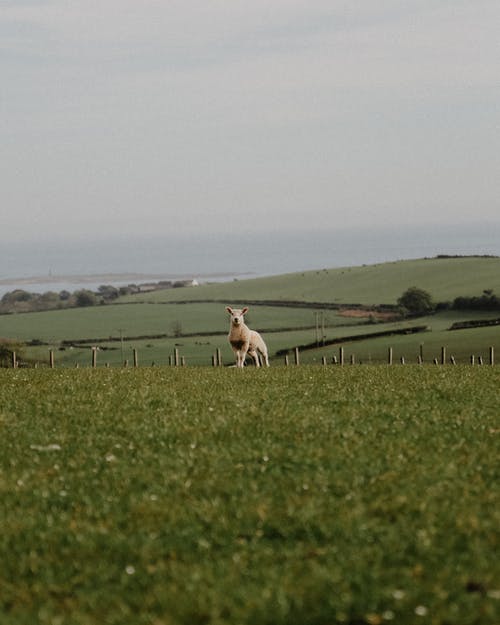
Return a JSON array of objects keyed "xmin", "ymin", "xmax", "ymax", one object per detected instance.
[{"xmin": 2, "ymin": 0, "xmax": 499, "ymax": 241}]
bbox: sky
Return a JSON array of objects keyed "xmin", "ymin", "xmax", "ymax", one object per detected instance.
[{"xmin": 2, "ymin": 0, "xmax": 500, "ymax": 242}]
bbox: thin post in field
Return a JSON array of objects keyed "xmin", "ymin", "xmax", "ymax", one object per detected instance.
[
  {"xmin": 216, "ymin": 348, "xmax": 222, "ymax": 367},
  {"xmin": 133, "ymin": 349, "xmax": 139, "ymax": 368},
  {"xmin": 49, "ymin": 350, "xmax": 55, "ymax": 369},
  {"xmin": 294, "ymin": 347, "xmax": 300, "ymax": 366},
  {"xmin": 174, "ymin": 348, "xmax": 179, "ymax": 367},
  {"xmin": 489, "ymin": 346, "xmax": 495, "ymax": 366},
  {"xmin": 91, "ymin": 347, "xmax": 97, "ymax": 368},
  {"xmin": 339, "ymin": 347, "xmax": 344, "ymax": 366},
  {"xmin": 441, "ymin": 346, "xmax": 446, "ymax": 365},
  {"xmin": 387, "ymin": 347, "xmax": 393, "ymax": 365},
  {"xmin": 284, "ymin": 354, "xmax": 289, "ymax": 366},
  {"xmin": 11, "ymin": 351, "xmax": 17, "ymax": 368}
]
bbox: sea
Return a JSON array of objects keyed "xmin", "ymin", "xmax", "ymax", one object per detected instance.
[{"xmin": 1, "ymin": 223, "xmax": 499, "ymax": 298}]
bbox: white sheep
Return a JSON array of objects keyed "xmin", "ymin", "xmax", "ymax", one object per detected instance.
[{"xmin": 225, "ymin": 306, "xmax": 270, "ymax": 368}]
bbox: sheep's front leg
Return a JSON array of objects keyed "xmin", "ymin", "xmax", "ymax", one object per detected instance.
[{"xmin": 238, "ymin": 347, "xmax": 249, "ymax": 367}]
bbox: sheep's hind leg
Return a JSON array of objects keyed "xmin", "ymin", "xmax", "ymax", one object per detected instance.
[{"xmin": 248, "ymin": 349, "xmax": 261, "ymax": 367}]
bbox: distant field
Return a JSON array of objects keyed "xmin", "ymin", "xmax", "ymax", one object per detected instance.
[
  {"xmin": 119, "ymin": 257, "xmax": 500, "ymax": 306},
  {"xmin": 1, "ymin": 257, "xmax": 499, "ymax": 367},
  {"xmin": 1, "ymin": 366, "xmax": 499, "ymax": 625}
]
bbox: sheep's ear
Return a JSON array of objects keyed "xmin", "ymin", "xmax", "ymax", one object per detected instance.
[
  {"xmin": 242, "ymin": 307, "xmax": 249, "ymax": 315},
  {"xmin": 226, "ymin": 306, "xmax": 233, "ymax": 314}
]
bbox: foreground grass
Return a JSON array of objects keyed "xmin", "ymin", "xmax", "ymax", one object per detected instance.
[{"xmin": 0, "ymin": 367, "xmax": 499, "ymax": 625}]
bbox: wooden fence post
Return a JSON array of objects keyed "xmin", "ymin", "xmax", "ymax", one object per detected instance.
[
  {"xmin": 388, "ymin": 347, "xmax": 393, "ymax": 365},
  {"xmin": 417, "ymin": 355, "xmax": 423, "ymax": 365},
  {"xmin": 470, "ymin": 355, "xmax": 475, "ymax": 366},
  {"xmin": 322, "ymin": 356, "xmax": 327, "ymax": 366},
  {"xmin": 49, "ymin": 350, "xmax": 55, "ymax": 369},
  {"xmin": 11, "ymin": 351, "xmax": 17, "ymax": 369},
  {"xmin": 339, "ymin": 347, "xmax": 344, "ymax": 366},
  {"xmin": 217, "ymin": 348, "xmax": 222, "ymax": 367},
  {"xmin": 294, "ymin": 347, "xmax": 300, "ymax": 366},
  {"xmin": 332, "ymin": 355, "xmax": 337, "ymax": 365},
  {"xmin": 350, "ymin": 354, "xmax": 355, "ymax": 365},
  {"xmin": 133, "ymin": 349, "xmax": 139, "ymax": 368},
  {"xmin": 478, "ymin": 356, "xmax": 483, "ymax": 366},
  {"xmin": 441, "ymin": 346, "xmax": 446, "ymax": 365},
  {"xmin": 489, "ymin": 346, "xmax": 495, "ymax": 366},
  {"xmin": 91, "ymin": 347, "xmax": 97, "ymax": 368},
  {"xmin": 400, "ymin": 356, "xmax": 405, "ymax": 365},
  {"xmin": 174, "ymin": 348, "xmax": 179, "ymax": 367},
  {"xmin": 419, "ymin": 344, "xmax": 424, "ymax": 363},
  {"xmin": 284, "ymin": 354, "xmax": 289, "ymax": 366},
  {"xmin": 450, "ymin": 356, "xmax": 456, "ymax": 365}
]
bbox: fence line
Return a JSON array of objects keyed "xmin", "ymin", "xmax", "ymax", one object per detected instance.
[{"xmin": 2, "ymin": 345, "xmax": 497, "ymax": 369}]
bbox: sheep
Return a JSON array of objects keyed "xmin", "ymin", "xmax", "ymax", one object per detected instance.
[{"xmin": 225, "ymin": 306, "xmax": 270, "ymax": 368}]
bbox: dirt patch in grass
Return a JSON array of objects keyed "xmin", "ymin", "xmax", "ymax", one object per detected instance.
[{"xmin": 339, "ymin": 309, "xmax": 398, "ymax": 320}]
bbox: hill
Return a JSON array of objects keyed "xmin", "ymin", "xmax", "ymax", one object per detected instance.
[{"xmin": 118, "ymin": 256, "xmax": 500, "ymax": 306}]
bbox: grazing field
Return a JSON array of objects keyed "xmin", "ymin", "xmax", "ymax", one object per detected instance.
[
  {"xmin": 1, "ymin": 367, "xmax": 499, "ymax": 625},
  {"xmin": 118, "ymin": 256, "xmax": 500, "ymax": 306},
  {"xmin": 1, "ymin": 257, "xmax": 500, "ymax": 368}
]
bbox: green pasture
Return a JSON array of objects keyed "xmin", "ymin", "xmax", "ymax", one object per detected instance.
[
  {"xmin": 1, "ymin": 366, "xmax": 499, "ymax": 625},
  {"xmin": 119, "ymin": 257, "xmax": 500, "ymax": 306},
  {"xmin": 2, "ymin": 257, "xmax": 500, "ymax": 368},
  {"xmin": 0, "ymin": 304, "xmax": 351, "ymax": 344},
  {"xmin": 11, "ymin": 310, "xmax": 499, "ymax": 369}
]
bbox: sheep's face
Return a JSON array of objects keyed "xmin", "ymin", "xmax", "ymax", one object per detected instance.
[{"xmin": 226, "ymin": 306, "xmax": 248, "ymax": 327}]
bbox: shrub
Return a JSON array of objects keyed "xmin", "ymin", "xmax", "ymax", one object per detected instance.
[{"xmin": 397, "ymin": 287, "xmax": 435, "ymax": 315}]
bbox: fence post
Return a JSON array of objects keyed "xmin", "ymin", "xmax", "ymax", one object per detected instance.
[
  {"xmin": 388, "ymin": 347, "xmax": 393, "ymax": 365},
  {"xmin": 284, "ymin": 354, "xmax": 289, "ymax": 366},
  {"xmin": 419, "ymin": 344, "xmax": 424, "ymax": 363},
  {"xmin": 123, "ymin": 359, "xmax": 129, "ymax": 368},
  {"xmin": 450, "ymin": 356, "xmax": 456, "ymax": 365},
  {"xmin": 294, "ymin": 347, "xmax": 300, "ymax": 366},
  {"xmin": 181, "ymin": 356, "xmax": 186, "ymax": 366},
  {"xmin": 339, "ymin": 347, "xmax": 344, "ymax": 366},
  {"xmin": 441, "ymin": 346, "xmax": 446, "ymax": 365},
  {"xmin": 49, "ymin": 350, "xmax": 55, "ymax": 369},
  {"xmin": 470, "ymin": 355, "xmax": 475, "ymax": 366},
  {"xmin": 478, "ymin": 356, "xmax": 483, "ymax": 366},
  {"xmin": 322, "ymin": 356, "xmax": 327, "ymax": 366},
  {"xmin": 11, "ymin": 351, "xmax": 17, "ymax": 369},
  {"xmin": 174, "ymin": 348, "xmax": 179, "ymax": 367},
  {"xmin": 400, "ymin": 356, "xmax": 405, "ymax": 365},
  {"xmin": 417, "ymin": 355, "xmax": 423, "ymax": 365},
  {"xmin": 332, "ymin": 355, "xmax": 337, "ymax": 365},
  {"xmin": 489, "ymin": 346, "xmax": 495, "ymax": 366},
  {"xmin": 133, "ymin": 349, "xmax": 139, "ymax": 368},
  {"xmin": 350, "ymin": 354, "xmax": 355, "ymax": 365},
  {"xmin": 217, "ymin": 348, "xmax": 222, "ymax": 367},
  {"xmin": 91, "ymin": 347, "xmax": 97, "ymax": 368}
]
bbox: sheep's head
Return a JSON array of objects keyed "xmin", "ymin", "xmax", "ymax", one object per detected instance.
[{"xmin": 226, "ymin": 306, "xmax": 248, "ymax": 327}]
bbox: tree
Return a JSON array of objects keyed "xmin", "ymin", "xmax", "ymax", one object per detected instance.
[
  {"xmin": 397, "ymin": 287, "xmax": 435, "ymax": 315},
  {"xmin": 74, "ymin": 289, "xmax": 98, "ymax": 307}
]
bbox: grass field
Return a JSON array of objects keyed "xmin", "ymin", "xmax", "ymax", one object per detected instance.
[
  {"xmin": 1, "ymin": 367, "xmax": 499, "ymax": 625},
  {"xmin": 1, "ymin": 257, "xmax": 500, "ymax": 368},
  {"xmin": 118, "ymin": 257, "xmax": 500, "ymax": 306}
]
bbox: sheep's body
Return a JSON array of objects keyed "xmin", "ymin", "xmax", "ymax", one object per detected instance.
[{"xmin": 226, "ymin": 306, "xmax": 269, "ymax": 368}]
